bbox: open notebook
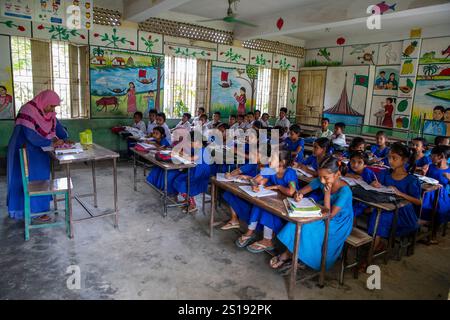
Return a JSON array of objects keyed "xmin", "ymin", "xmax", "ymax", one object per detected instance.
[
  {"xmin": 341, "ymin": 177, "xmax": 396, "ymax": 194},
  {"xmin": 238, "ymin": 185, "xmax": 277, "ymax": 198},
  {"xmin": 216, "ymin": 173, "xmax": 251, "ymax": 184},
  {"xmin": 54, "ymin": 143, "xmax": 84, "ymax": 155}
]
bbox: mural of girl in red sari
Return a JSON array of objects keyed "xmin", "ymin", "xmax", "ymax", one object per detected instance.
[
  {"xmin": 126, "ymin": 82, "xmax": 137, "ymax": 115},
  {"xmin": 382, "ymin": 97, "xmax": 394, "ymax": 127},
  {"xmin": 234, "ymin": 87, "xmax": 246, "ymax": 115}
]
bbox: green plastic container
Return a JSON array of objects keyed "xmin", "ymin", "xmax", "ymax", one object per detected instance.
[{"xmin": 79, "ymin": 129, "xmax": 93, "ymax": 145}]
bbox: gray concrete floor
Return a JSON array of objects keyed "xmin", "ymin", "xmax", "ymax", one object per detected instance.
[{"xmin": 0, "ymin": 161, "xmax": 449, "ymax": 300}]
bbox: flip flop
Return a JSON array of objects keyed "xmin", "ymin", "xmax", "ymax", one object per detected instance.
[
  {"xmin": 269, "ymin": 254, "xmax": 292, "ymax": 270},
  {"xmin": 246, "ymin": 242, "xmax": 274, "ymax": 254},
  {"xmin": 220, "ymin": 221, "xmax": 240, "ymax": 230},
  {"xmin": 235, "ymin": 234, "xmax": 256, "ymax": 248},
  {"xmin": 33, "ymin": 214, "xmax": 51, "ymax": 224}
]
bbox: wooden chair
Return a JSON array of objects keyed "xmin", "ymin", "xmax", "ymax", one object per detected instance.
[
  {"xmin": 339, "ymin": 227, "xmax": 373, "ymax": 285},
  {"xmin": 19, "ymin": 147, "xmax": 72, "ymax": 241}
]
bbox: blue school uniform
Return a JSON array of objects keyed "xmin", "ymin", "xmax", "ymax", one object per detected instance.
[
  {"xmin": 367, "ymin": 171, "xmax": 420, "ymax": 238},
  {"xmin": 371, "ymin": 145, "xmax": 390, "ymax": 166},
  {"xmin": 7, "ymin": 121, "xmax": 68, "ymax": 220},
  {"xmin": 222, "ymin": 164, "xmax": 260, "ymax": 224},
  {"xmin": 248, "ymin": 168, "xmax": 299, "ymax": 234},
  {"xmin": 421, "ymin": 164, "xmax": 450, "ymax": 224},
  {"xmin": 416, "ymin": 155, "xmax": 431, "ymax": 168},
  {"xmin": 174, "ymin": 147, "xmax": 211, "ymax": 197},
  {"xmin": 277, "ymin": 178, "xmax": 353, "ymax": 270},
  {"xmin": 347, "ymin": 166, "xmax": 377, "ymax": 217},
  {"xmin": 146, "ymin": 138, "xmax": 179, "ymax": 194},
  {"xmin": 285, "ymin": 137, "xmax": 305, "ymax": 162},
  {"xmin": 297, "ymin": 155, "xmax": 319, "ymax": 170}
]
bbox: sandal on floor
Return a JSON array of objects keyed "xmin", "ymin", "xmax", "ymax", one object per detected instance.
[
  {"xmin": 246, "ymin": 242, "xmax": 274, "ymax": 253},
  {"xmin": 269, "ymin": 254, "xmax": 292, "ymax": 269},
  {"xmin": 183, "ymin": 205, "xmax": 198, "ymax": 214},
  {"xmin": 33, "ymin": 214, "xmax": 51, "ymax": 224},
  {"xmin": 220, "ymin": 221, "xmax": 240, "ymax": 230},
  {"xmin": 235, "ymin": 234, "xmax": 256, "ymax": 248}
]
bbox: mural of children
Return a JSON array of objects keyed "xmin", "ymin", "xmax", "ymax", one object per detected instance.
[
  {"xmin": 382, "ymin": 97, "xmax": 394, "ymax": 127},
  {"xmin": 234, "ymin": 87, "xmax": 247, "ymax": 115},
  {"xmin": 375, "ymin": 71, "xmax": 388, "ymax": 89},
  {"xmin": 0, "ymin": 85, "xmax": 13, "ymax": 119},
  {"xmin": 144, "ymin": 90, "xmax": 155, "ymax": 115},
  {"xmin": 385, "ymin": 72, "xmax": 398, "ymax": 90},
  {"xmin": 424, "ymin": 105, "xmax": 447, "ymax": 136},
  {"xmin": 126, "ymin": 82, "xmax": 137, "ymax": 115}
]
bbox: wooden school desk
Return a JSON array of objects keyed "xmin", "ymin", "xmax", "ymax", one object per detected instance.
[
  {"xmin": 209, "ymin": 177, "xmax": 331, "ymax": 300},
  {"xmin": 45, "ymin": 143, "xmax": 119, "ymax": 238},
  {"xmin": 131, "ymin": 147, "xmax": 195, "ymax": 217},
  {"xmin": 417, "ymin": 183, "xmax": 442, "ymax": 243}
]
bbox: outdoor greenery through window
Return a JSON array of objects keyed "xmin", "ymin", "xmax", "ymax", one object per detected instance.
[
  {"xmin": 255, "ymin": 67, "xmax": 271, "ymax": 113},
  {"xmin": 163, "ymin": 55, "xmax": 197, "ymax": 118},
  {"xmin": 51, "ymin": 41, "xmax": 71, "ymax": 119},
  {"xmin": 11, "ymin": 36, "xmax": 33, "ymax": 113}
]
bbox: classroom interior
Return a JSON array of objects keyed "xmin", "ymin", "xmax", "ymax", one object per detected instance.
[{"xmin": 1, "ymin": 0, "xmax": 450, "ymax": 300}]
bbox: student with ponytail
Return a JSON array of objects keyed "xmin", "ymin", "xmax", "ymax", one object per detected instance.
[
  {"xmin": 270, "ymin": 155, "xmax": 353, "ymax": 271},
  {"xmin": 367, "ymin": 142, "xmax": 421, "ymax": 253}
]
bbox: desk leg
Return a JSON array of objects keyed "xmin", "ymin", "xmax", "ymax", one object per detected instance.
[
  {"xmin": 187, "ymin": 168, "xmax": 191, "ymax": 210},
  {"xmin": 431, "ymin": 188, "xmax": 440, "ymax": 241},
  {"xmin": 210, "ymin": 183, "xmax": 216, "ymax": 238},
  {"xmin": 133, "ymin": 153, "xmax": 137, "ymax": 192},
  {"xmin": 319, "ymin": 217, "xmax": 330, "ymax": 288},
  {"xmin": 368, "ymin": 208, "xmax": 381, "ymax": 265},
  {"xmin": 91, "ymin": 161, "xmax": 98, "ymax": 208},
  {"xmin": 163, "ymin": 169, "xmax": 168, "ymax": 218},
  {"xmin": 388, "ymin": 207, "xmax": 399, "ymax": 262},
  {"xmin": 113, "ymin": 158, "xmax": 119, "ymax": 228},
  {"xmin": 66, "ymin": 164, "xmax": 74, "ymax": 239},
  {"xmin": 288, "ymin": 223, "xmax": 302, "ymax": 300},
  {"xmin": 51, "ymin": 159, "xmax": 58, "ymax": 211}
]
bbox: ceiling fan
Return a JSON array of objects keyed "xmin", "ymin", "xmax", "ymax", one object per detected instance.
[{"xmin": 196, "ymin": 0, "xmax": 258, "ymax": 27}]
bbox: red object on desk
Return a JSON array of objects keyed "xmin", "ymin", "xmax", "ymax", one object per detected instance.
[
  {"xmin": 367, "ymin": 165, "xmax": 387, "ymax": 175},
  {"xmin": 134, "ymin": 145, "xmax": 149, "ymax": 153},
  {"xmin": 111, "ymin": 126, "xmax": 125, "ymax": 134}
]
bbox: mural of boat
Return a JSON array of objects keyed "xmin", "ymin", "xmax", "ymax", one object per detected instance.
[
  {"xmin": 218, "ymin": 71, "xmax": 232, "ymax": 88},
  {"xmin": 108, "ymin": 88, "xmax": 126, "ymax": 94},
  {"xmin": 136, "ymin": 69, "xmax": 155, "ymax": 85}
]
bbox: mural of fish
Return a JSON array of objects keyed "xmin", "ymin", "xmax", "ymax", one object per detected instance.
[{"xmin": 372, "ymin": 1, "xmax": 396, "ymax": 15}]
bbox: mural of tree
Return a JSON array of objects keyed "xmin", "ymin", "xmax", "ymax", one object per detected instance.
[
  {"xmin": 93, "ymin": 28, "xmax": 134, "ymax": 48},
  {"xmin": 141, "ymin": 35, "xmax": 159, "ymax": 52},
  {"xmin": 236, "ymin": 65, "xmax": 258, "ymax": 112},
  {"xmin": 150, "ymin": 55, "xmax": 164, "ymax": 112}
]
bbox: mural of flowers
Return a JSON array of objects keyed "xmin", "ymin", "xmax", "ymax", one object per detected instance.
[
  {"xmin": 220, "ymin": 48, "xmax": 245, "ymax": 63},
  {"xmin": 275, "ymin": 57, "xmax": 294, "ymax": 71},
  {"xmin": 0, "ymin": 20, "xmax": 26, "ymax": 32},
  {"xmin": 289, "ymin": 76, "xmax": 298, "ymax": 106},
  {"xmin": 37, "ymin": 24, "xmax": 85, "ymax": 41},
  {"xmin": 93, "ymin": 28, "xmax": 134, "ymax": 48},
  {"xmin": 140, "ymin": 34, "xmax": 159, "ymax": 53},
  {"xmin": 251, "ymin": 53, "xmax": 271, "ymax": 66},
  {"xmin": 168, "ymin": 46, "xmax": 211, "ymax": 58}
]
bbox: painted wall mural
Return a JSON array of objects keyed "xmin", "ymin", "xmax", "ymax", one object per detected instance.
[
  {"xmin": 323, "ymin": 66, "xmax": 370, "ymax": 126},
  {"xmin": 218, "ymin": 45, "xmax": 249, "ymax": 64},
  {"xmin": 165, "ymin": 44, "xmax": 216, "ymax": 60},
  {"xmin": 377, "ymin": 41, "xmax": 402, "ymax": 65},
  {"xmin": 90, "ymin": 47, "xmax": 164, "ymax": 118},
  {"xmin": 33, "ymin": 22, "xmax": 88, "ymax": 44},
  {"xmin": 304, "ymin": 47, "xmax": 343, "ymax": 67},
  {"xmin": 249, "ymin": 49, "xmax": 272, "ymax": 68},
  {"xmin": 288, "ymin": 71, "xmax": 298, "ymax": 114},
  {"xmin": 419, "ymin": 37, "xmax": 450, "ymax": 64},
  {"xmin": 373, "ymin": 65, "xmax": 400, "ymax": 95},
  {"xmin": 273, "ymin": 54, "xmax": 298, "ymax": 71},
  {"xmin": 343, "ymin": 43, "xmax": 379, "ymax": 65},
  {"xmin": 0, "ymin": 17, "xmax": 31, "ymax": 37},
  {"xmin": 138, "ymin": 31, "xmax": 163, "ymax": 54},
  {"xmin": 89, "ymin": 25, "xmax": 137, "ymax": 51},
  {"xmin": 210, "ymin": 61, "xmax": 258, "ymax": 117},
  {"xmin": 0, "ymin": 35, "xmax": 14, "ymax": 119}
]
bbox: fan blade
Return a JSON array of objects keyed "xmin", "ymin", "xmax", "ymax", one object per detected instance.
[
  {"xmin": 196, "ymin": 18, "xmax": 227, "ymax": 22},
  {"xmin": 230, "ymin": 18, "xmax": 258, "ymax": 27}
]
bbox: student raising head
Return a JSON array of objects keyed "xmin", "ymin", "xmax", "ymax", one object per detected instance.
[
  {"xmin": 370, "ymin": 130, "xmax": 390, "ymax": 166},
  {"xmin": 155, "ymin": 112, "xmax": 172, "ymax": 144},
  {"xmin": 271, "ymin": 155, "xmax": 353, "ymax": 271},
  {"xmin": 331, "ymin": 122, "xmax": 346, "ymax": 150},
  {"xmin": 315, "ymin": 117, "xmax": 333, "ymax": 139},
  {"xmin": 132, "ymin": 111, "xmax": 146, "ymax": 133},
  {"xmin": 344, "ymin": 137, "xmax": 366, "ymax": 158},
  {"xmin": 411, "ymin": 137, "xmax": 431, "ymax": 175},
  {"xmin": 147, "ymin": 109, "xmax": 158, "ymax": 136},
  {"xmin": 294, "ymin": 137, "xmax": 330, "ymax": 177},
  {"xmin": 284, "ymin": 124, "xmax": 304, "ymax": 163},
  {"xmin": 367, "ymin": 142, "xmax": 421, "ymax": 253}
]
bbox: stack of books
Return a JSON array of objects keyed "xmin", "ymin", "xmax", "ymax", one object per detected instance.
[{"xmin": 284, "ymin": 197, "xmax": 322, "ymax": 218}]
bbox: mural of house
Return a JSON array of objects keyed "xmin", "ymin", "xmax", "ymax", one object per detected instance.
[
  {"xmin": 91, "ymin": 56, "xmax": 106, "ymax": 65},
  {"xmin": 112, "ymin": 57, "xmax": 126, "ymax": 66}
]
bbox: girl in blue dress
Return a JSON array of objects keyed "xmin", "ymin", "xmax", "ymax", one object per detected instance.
[
  {"xmin": 283, "ymin": 124, "xmax": 304, "ymax": 163},
  {"xmin": 345, "ymin": 151, "xmax": 377, "ymax": 217},
  {"xmin": 7, "ymin": 90, "xmax": 68, "ymax": 222},
  {"xmin": 235, "ymin": 152, "xmax": 298, "ymax": 253},
  {"xmin": 367, "ymin": 142, "xmax": 421, "ymax": 253},
  {"xmin": 173, "ymin": 131, "xmax": 212, "ymax": 213},
  {"xmin": 270, "ymin": 156, "xmax": 353, "ymax": 271},
  {"xmin": 369, "ymin": 131, "xmax": 390, "ymax": 166},
  {"xmin": 421, "ymin": 145, "xmax": 450, "ymax": 224},
  {"xmin": 343, "ymin": 137, "xmax": 365, "ymax": 159},
  {"xmin": 411, "ymin": 137, "xmax": 431, "ymax": 175},
  {"xmin": 146, "ymin": 126, "xmax": 176, "ymax": 193},
  {"xmin": 293, "ymin": 137, "xmax": 330, "ymax": 177}
]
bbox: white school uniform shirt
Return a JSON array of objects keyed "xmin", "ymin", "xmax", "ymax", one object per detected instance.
[
  {"xmin": 332, "ymin": 133, "xmax": 347, "ymax": 146},
  {"xmin": 192, "ymin": 116, "xmax": 204, "ymax": 126},
  {"xmin": 244, "ymin": 121, "xmax": 254, "ymax": 130},
  {"xmin": 133, "ymin": 120, "xmax": 147, "ymax": 133},
  {"xmin": 315, "ymin": 128, "xmax": 333, "ymax": 139},
  {"xmin": 275, "ymin": 117, "xmax": 290, "ymax": 130},
  {"xmin": 174, "ymin": 120, "xmax": 192, "ymax": 130},
  {"xmin": 260, "ymin": 119, "xmax": 269, "ymax": 128},
  {"xmin": 229, "ymin": 122, "xmax": 240, "ymax": 130},
  {"xmin": 160, "ymin": 122, "xmax": 172, "ymax": 144},
  {"xmin": 206, "ymin": 120, "xmax": 221, "ymax": 129},
  {"xmin": 146, "ymin": 120, "xmax": 157, "ymax": 135}
]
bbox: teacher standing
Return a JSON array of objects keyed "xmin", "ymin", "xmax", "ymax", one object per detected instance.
[{"xmin": 6, "ymin": 90, "xmax": 68, "ymax": 222}]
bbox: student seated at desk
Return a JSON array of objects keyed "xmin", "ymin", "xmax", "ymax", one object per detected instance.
[
  {"xmin": 234, "ymin": 114, "xmax": 247, "ymax": 130},
  {"xmin": 235, "ymin": 152, "xmax": 298, "ymax": 253},
  {"xmin": 425, "ymin": 136, "xmax": 450, "ymax": 165},
  {"xmin": 283, "ymin": 124, "xmax": 304, "ymax": 163},
  {"xmin": 156, "ymin": 112, "xmax": 172, "ymax": 144},
  {"xmin": 293, "ymin": 137, "xmax": 330, "ymax": 177},
  {"xmin": 367, "ymin": 142, "xmax": 421, "ymax": 254},
  {"xmin": 369, "ymin": 131, "xmax": 390, "ymax": 166},
  {"xmin": 192, "ymin": 107, "xmax": 205, "ymax": 126},
  {"xmin": 206, "ymin": 111, "xmax": 222, "ymax": 129},
  {"xmin": 173, "ymin": 131, "xmax": 211, "ymax": 214},
  {"xmin": 146, "ymin": 109, "xmax": 158, "ymax": 136},
  {"xmin": 146, "ymin": 127, "xmax": 176, "ymax": 193},
  {"xmin": 254, "ymin": 109, "xmax": 261, "ymax": 122},
  {"xmin": 172, "ymin": 113, "xmax": 192, "ymax": 132},
  {"xmin": 330, "ymin": 122, "xmax": 346, "ymax": 151},
  {"xmin": 343, "ymin": 137, "xmax": 366, "ymax": 159},
  {"xmin": 228, "ymin": 114, "xmax": 238, "ymax": 130},
  {"xmin": 270, "ymin": 156, "xmax": 353, "ymax": 271},
  {"xmin": 275, "ymin": 107, "xmax": 290, "ymax": 131},
  {"xmin": 411, "ymin": 137, "xmax": 431, "ymax": 175},
  {"xmin": 420, "ymin": 145, "xmax": 450, "ymax": 225},
  {"xmin": 260, "ymin": 113, "xmax": 270, "ymax": 128},
  {"xmin": 244, "ymin": 112, "xmax": 255, "ymax": 130},
  {"xmin": 132, "ymin": 111, "xmax": 146, "ymax": 133},
  {"xmin": 221, "ymin": 154, "xmax": 267, "ymax": 230},
  {"xmin": 315, "ymin": 117, "xmax": 333, "ymax": 139},
  {"xmin": 345, "ymin": 151, "xmax": 377, "ymax": 217}
]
